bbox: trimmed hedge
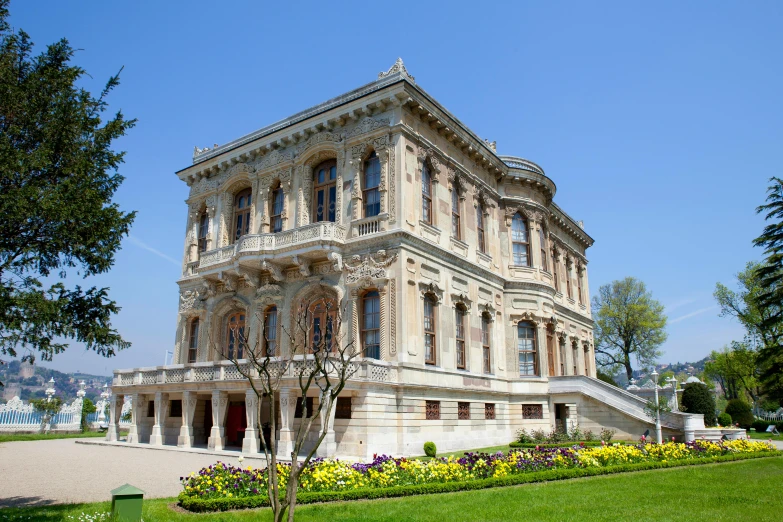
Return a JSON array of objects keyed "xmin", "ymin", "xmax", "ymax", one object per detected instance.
[
  {"xmin": 178, "ymin": 451, "xmax": 782, "ymax": 513},
  {"xmin": 509, "ymin": 441, "xmax": 606, "ymax": 449}
]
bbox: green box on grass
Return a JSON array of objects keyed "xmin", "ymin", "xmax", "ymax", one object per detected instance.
[{"xmin": 111, "ymin": 483, "xmax": 144, "ymax": 522}]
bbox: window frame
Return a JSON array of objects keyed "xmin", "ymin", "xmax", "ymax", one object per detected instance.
[
  {"xmin": 517, "ymin": 321, "xmax": 538, "ymax": 376},
  {"xmin": 197, "ymin": 212, "xmax": 209, "ymax": 253},
  {"xmin": 451, "ymin": 187, "xmax": 461, "ymax": 239},
  {"xmin": 481, "ymin": 313, "xmax": 491, "ymax": 374},
  {"xmin": 423, "ymin": 294, "xmax": 437, "ymax": 365},
  {"xmin": 263, "ymin": 305, "xmax": 278, "ymax": 357},
  {"xmin": 484, "ymin": 403, "xmax": 496, "ymax": 420},
  {"xmin": 187, "ymin": 318, "xmax": 199, "ymax": 363},
  {"xmin": 363, "ymin": 151, "xmax": 381, "ymax": 218},
  {"xmin": 226, "ymin": 311, "xmax": 246, "ymax": 360},
  {"xmin": 313, "ymin": 159, "xmax": 337, "ymax": 223},
  {"xmin": 309, "ymin": 297, "xmax": 337, "ymax": 354},
  {"xmin": 361, "ymin": 290, "xmax": 381, "ymax": 360},
  {"xmin": 425, "ymin": 400, "xmax": 440, "ymax": 420},
  {"xmin": 421, "ymin": 163, "xmax": 432, "ymax": 225},
  {"xmin": 477, "ymin": 203, "xmax": 486, "ymax": 253},
  {"xmin": 577, "ymin": 268, "xmax": 584, "ymax": 305},
  {"xmin": 458, "ymin": 402, "xmax": 470, "ymax": 420},
  {"xmin": 232, "ymin": 188, "xmax": 252, "ymax": 243},
  {"xmin": 270, "ymin": 185, "xmax": 284, "ymax": 233},
  {"xmin": 511, "ymin": 213, "xmax": 530, "ymax": 266},
  {"xmin": 539, "ymin": 226, "xmax": 548, "ymax": 272},
  {"xmin": 455, "ymin": 305, "xmax": 466, "ymax": 370}
]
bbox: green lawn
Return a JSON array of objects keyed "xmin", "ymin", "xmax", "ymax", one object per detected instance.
[
  {"xmin": 749, "ymin": 431, "xmax": 783, "ymax": 441},
  {"xmin": 0, "ymin": 431, "xmax": 109, "ymax": 443},
  {"xmin": 5, "ymin": 457, "xmax": 782, "ymax": 521}
]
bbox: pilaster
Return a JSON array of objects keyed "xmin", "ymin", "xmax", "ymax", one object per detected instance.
[
  {"xmin": 178, "ymin": 391, "xmax": 198, "ymax": 448},
  {"xmin": 242, "ymin": 389, "xmax": 260, "ymax": 454},
  {"xmin": 149, "ymin": 391, "xmax": 169, "ymax": 446},
  {"xmin": 107, "ymin": 394, "xmax": 123, "ymax": 442}
]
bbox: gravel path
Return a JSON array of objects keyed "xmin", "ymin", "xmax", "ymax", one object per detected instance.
[{"xmin": 0, "ymin": 438, "xmax": 246, "ymax": 508}]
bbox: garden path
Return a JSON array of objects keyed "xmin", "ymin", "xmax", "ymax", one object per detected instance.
[{"xmin": 0, "ymin": 437, "xmax": 247, "ymax": 508}]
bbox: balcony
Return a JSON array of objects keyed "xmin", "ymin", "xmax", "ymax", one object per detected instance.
[{"xmin": 196, "ymin": 222, "xmax": 347, "ymax": 272}]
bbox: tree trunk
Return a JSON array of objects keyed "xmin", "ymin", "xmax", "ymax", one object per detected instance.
[{"xmin": 624, "ymin": 351, "xmax": 633, "ymax": 381}]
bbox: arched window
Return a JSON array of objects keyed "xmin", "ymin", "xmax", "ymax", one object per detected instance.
[
  {"xmin": 270, "ymin": 185, "xmax": 284, "ymax": 233},
  {"xmin": 233, "ymin": 188, "xmax": 252, "ymax": 242},
  {"xmin": 198, "ymin": 212, "xmax": 209, "ymax": 253},
  {"xmin": 423, "ymin": 295, "xmax": 437, "ymax": 365},
  {"xmin": 455, "ymin": 305, "xmax": 466, "ymax": 369},
  {"xmin": 309, "ymin": 297, "xmax": 337, "ymax": 353},
  {"xmin": 477, "ymin": 204, "xmax": 486, "ymax": 253},
  {"xmin": 451, "ymin": 188, "xmax": 461, "ymax": 239},
  {"xmin": 421, "ymin": 163, "xmax": 432, "ymax": 225},
  {"xmin": 539, "ymin": 227, "xmax": 548, "ymax": 272},
  {"xmin": 226, "ymin": 312, "xmax": 246, "ymax": 360},
  {"xmin": 313, "ymin": 160, "xmax": 337, "ymax": 223},
  {"xmin": 187, "ymin": 318, "xmax": 199, "ymax": 363},
  {"xmin": 517, "ymin": 321, "xmax": 537, "ymax": 376},
  {"xmin": 363, "ymin": 151, "xmax": 381, "ymax": 217},
  {"xmin": 511, "ymin": 213, "xmax": 530, "ymax": 266},
  {"xmin": 482, "ymin": 313, "xmax": 491, "ymax": 374},
  {"xmin": 263, "ymin": 306, "xmax": 278, "ymax": 356},
  {"xmin": 361, "ymin": 290, "xmax": 380, "ymax": 359}
]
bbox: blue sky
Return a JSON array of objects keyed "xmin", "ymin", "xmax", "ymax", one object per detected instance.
[{"xmin": 7, "ymin": 1, "xmax": 781, "ymax": 376}]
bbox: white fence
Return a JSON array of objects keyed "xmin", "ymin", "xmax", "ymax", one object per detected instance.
[
  {"xmin": 756, "ymin": 411, "xmax": 783, "ymax": 423},
  {"xmin": 0, "ymin": 396, "xmax": 83, "ymax": 432}
]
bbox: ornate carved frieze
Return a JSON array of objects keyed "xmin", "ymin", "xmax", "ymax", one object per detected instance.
[
  {"xmin": 295, "ymin": 132, "xmax": 343, "ymax": 157},
  {"xmin": 292, "ymin": 255, "xmax": 311, "ymax": 277},
  {"xmin": 179, "ymin": 289, "xmax": 203, "ymax": 313},
  {"xmin": 257, "ymin": 149, "xmax": 292, "ymax": 171},
  {"xmin": 344, "ymin": 117, "xmax": 391, "ymax": 139},
  {"xmin": 343, "ymin": 250, "xmax": 397, "ymax": 289},
  {"xmin": 510, "ymin": 311, "xmax": 543, "ymax": 326},
  {"xmin": 328, "ymin": 252, "xmax": 343, "ymax": 271},
  {"xmin": 261, "ymin": 260, "xmax": 285, "ymax": 282}
]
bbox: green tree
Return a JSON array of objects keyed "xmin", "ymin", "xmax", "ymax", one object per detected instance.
[
  {"xmin": 753, "ymin": 178, "xmax": 783, "ymax": 406},
  {"xmin": 80, "ymin": 397, "xmax": 96, "ymax": 432},
  {"xmin": 680, "ymin": 382, "xmax": 717, "ymax": 427},
  {"xmin": 724, "ymin": 399, "xmax": 754, "ymax": 429},
  {"xmin": 703, "ymin": 343, "xmax": 759, "ymax": 404},
  {"xmin": 592, "ymin": 277, "xmax": 668, "ymax": 380},
  {"xmin": 596, "ymin": 369, "xmax": 619, "ymax": 387},
  {"xmin": 0, "ymin": 0, "xmax": 135, "ymax": 383}
]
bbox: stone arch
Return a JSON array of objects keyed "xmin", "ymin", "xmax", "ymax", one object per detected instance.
[
  {"xmin": 300, "ymin": 148, "xmax": 342, "ymax": 225},
  {"xmin": 209, "ymin": 294, "xmax": 251, "ymax": 361},
  {"xmin": 289, "ymin": 281, "xmax": 342, "ymax": 355},
  {"xmin": 218, "ymin": 173, "xmax": 254, "ymax": 247}
]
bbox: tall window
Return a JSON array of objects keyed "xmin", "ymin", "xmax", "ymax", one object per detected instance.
[
  {"xmin": 511, "ymin": 213, "xmax": 530, "ymax": 266},
  {"xmin": 361, "ymin": 290, "xmax": 380, "ymax": 359},
  {"xmin": 423, "ymin": 295, "xmax": 437, "ymax": 365},
  {"xmin": 552, "ymin": 250, "xmax": 560, "ymax": 292},
  {"xmin": 577, "ymin": 269, "xmax": 584, "ymax": 305},
  {"xmin": 270, "ymin": 185, "xmax": 284, "ymax": 233},
  {"xmin": 517, "ymin": 321, "xmax": 537, "ymax": 376},
  {"xmin": 187, "ymin": 318, "xmax": 199, "ymax": 363},
  {"xmin": 539, "ymin": 227, "xmax": 548, "ymax": 272},
  {"xmin": 584, "ymin": 346, "xmax": 590, "ymax": 376},
  {"xmin": 572, "ymin": 341, "xmax": 579, "ymax": 375},
  {"xmin": 566, "ymin": 263, "xmax": 573, "ymax": 299},
  {"xmin": 226, "ymin": 312, "xmax": 246, "ymax": 360},
  {"xmin": 546, "ymin": 330, "xmax": 556, "ymax": 377},
  {"xmin": 198, "ymin": 212, "xmax": 209, "ymax": 253},
  {"xmin": 421, "ymin": 163, "xmax": 432, "ymax": 225},
  {"xmin": 477, "ymin": 204, "xmax": 486, "ymax": 253},
  {"xmin": 363, "ymin": 151, "xmax": 381, "ymax": 217},
  {"xmin": 455, "ymin": 306, "xmax": 466, "ymax": 369},
  {"xmin": 233, "ymin": 188, "xmax": 252, "ymax": 242},
  {"xmin": 559, "ymin": 338, "xmax": 566, "ymax": 375},
  {"xmin": 482, "ymin": 314, "xmax": 491, "ymax": 374},
  {"xmin": 310, "ymin": 298, "xmax": 337, "ymax": 353},
  {"xmin": 313, "ymin": 160, "xmax": 337, "ymax": 223},
  {"xmin": 263, "ymin": 306, "xmax": 277, "ymax": 356},
  {"xmin": 451, "ymin": 189, "xmax": 461, "ymax": 239}
]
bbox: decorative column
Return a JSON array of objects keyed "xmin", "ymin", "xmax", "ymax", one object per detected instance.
[
  {"xmin": 205, "ymin": 195, "xmax": 216, "ymax": 251},
  {"xmin": 208, "ymin": 390, "xmax": 229, "ymax": 451},
  {"xmin": 298, "ymin": 165, "xmax": 312, "ymax": 226},
  {"xmin": 527, "ymin": 213, "xmax": 542, "ymax": 271},
  {"xmin": 127, "ymin": 393, "xmax": 147, "ymax": 444},
  {"xmin": 149, "ymin": 392, "xmax": 169, "ymax": 446},
  {"xmin": 565, "ymin": 254, "xmax": 574, "ymax": 300},
  {"xmin": 107, "ymin": 394, "xmax": 124, "ymax": 442},
  {"xmin": 558, "ymin": 332, "xmax": 568, "ymax": 376},
  {"xmin": 178, "ymin": 391, "xmax": 198, "ymax": 448},
  {"xmin": 377, "ymin": 147, "xmax": 389, "ymax": 217},
  {"xmin": 256, "ymin": 180, "xmax": 270, "ymax": 233},
  {"xmin": 573, "ymin": 339, "xmax": 583, "ymax": 376},
  {"xmin": 536, "ymin": 323, "xmax": 549, "ymax": 377},
  {"xmin": 349, "ymin": 155, "xmax": 363, "ymax": 221},
  {"xmin": 276, "ymin": 389, "xmax": 297, "ymax": 460},
  {"xmin": 315, "ymin": 392, "xmax": 337, "ymax": 457},
  {"xmin": 242, "ymin": 389, "xmax": 260, "ymax": 454}
]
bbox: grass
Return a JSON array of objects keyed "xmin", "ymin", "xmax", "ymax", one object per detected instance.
[
  {"xmin": 414, "ymin": 444, "xmax": 510, "ymax": 460},
  {"xmin": 0, "ymin": 431, "xmax": 109, "ymax": 443},
  {"xmin": 749, "ymin": 431, "xmax": 783, "ymax": 441},
  {"xmin": 5, "ymin": 457, "xmax": 782, "ymax": 521}
]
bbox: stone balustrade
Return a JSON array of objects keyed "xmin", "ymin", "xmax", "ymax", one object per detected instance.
[{"xmin": 197, "ymin": 222, "xmax": 347, "ymax": 270}]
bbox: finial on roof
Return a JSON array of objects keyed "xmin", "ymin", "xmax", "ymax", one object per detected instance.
[{"xmin": 379, "ymin": 58, "xmax": 415, "ymax": 83}]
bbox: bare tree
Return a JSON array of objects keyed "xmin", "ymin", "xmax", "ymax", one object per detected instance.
[{"xmin": 211, "ymin": 291, "xmax": 360, "ymax": 522}]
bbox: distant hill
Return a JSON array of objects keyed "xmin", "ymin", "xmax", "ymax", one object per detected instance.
[{"xmin": 0, "ymin": 359, "xmax": 111, "ymax": 402}]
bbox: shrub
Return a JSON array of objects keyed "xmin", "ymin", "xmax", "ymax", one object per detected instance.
[
  {"xmin": 423, "ymin": 441, "xmax": 437, "ymax": 458},
  {"xmin": 725, "ymin": 400, "xmax": 754, "ymax": 429},
  {"xmin": 752, "ymin": 420, "xmax": 770, "ymax": 433},
  {"xmin": 681, "ymin": 382, "xmax": 717, "ymax": 426},
  {"xmin": 583, "ymin": 429, "xmax": 596, "ymax": 441},
  {"xmin": 717, "ymin": 413, "xmax": 732, "ymax": 427},
  {"xmin": 600, "ymin": 428, "xmax": 616, "ymax": 442},
  {"xmin": 516, "ymin": 429, "xmax": 534, "ymax": 444},
  {"xmin": 531, "ymin": 429, "xmax": 547, "ymax": 442}
]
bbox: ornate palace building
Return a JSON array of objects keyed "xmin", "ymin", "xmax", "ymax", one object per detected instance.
[{"xmin": 108, "ymin": 60, "xmax": 702, "ymax": 457}]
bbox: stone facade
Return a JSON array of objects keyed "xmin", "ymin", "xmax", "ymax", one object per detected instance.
[{"xmin": 109, "ymin": 60, "xmax": 704, "ymax": 457}]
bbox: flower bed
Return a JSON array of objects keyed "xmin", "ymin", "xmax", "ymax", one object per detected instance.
[
  {"xmin": 509, "ymin": 441, "xmax": 606, "ymax": 449},
  {"xmin": 179, "ymin": 440, "xmax": 777, "ymax": 512}
]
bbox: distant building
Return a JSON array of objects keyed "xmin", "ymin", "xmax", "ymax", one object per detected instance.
[{"xmin": 19, "ymin": 360, "xmax": 34, "ymax": 379}]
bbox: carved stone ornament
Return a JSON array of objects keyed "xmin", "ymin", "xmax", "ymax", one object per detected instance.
[
  {"xmin": 418, "ymin": 281, "xmax": 444, "ymax": 303},
  {"xmin": 473, "ymin": 186, "xmax": 494, "ymax": 213},
  {"xmin": 257, "ymin": 149, "xmax": 292, "ymax": 171},
  {"xmin": 295, "ymin": 131, "xmax": 343, "ymax": 157},
  {"xmin": 345, "ymin": 117, "xmax": 391, "ymax": 139},
  {"xmin": 479, "ymin": 302, "xmax": 497, "ymax": 320},
  {"xmin": 378, "ymin": 57, "xmax": 415, "ymax": 83},
  {"xmin": 261, "ymin": 260, "xmax": 285, "ymax": 282},
  {"xmin": 344, "ymin": 250, "xmax": 397, "ymax": 289},
  {"xmin": 329, "ymin": 252, "xmax": 343, "ymax": 271},
  {"xmin": 511, "ymin": 311, "xmax": 542, "ymax": 326},
  {"xmin": 179, "ymin": 289, "xmax": 201, "ymax": 312},
  {"xmin": 200, "ymin": 280, "xmax": 218, "ymax": 300},
  {"xmin": 451, "ymin": 292, "xmax": 472, "ymax": 311},
  {"xmin": 226, "ymin": 162, "xmax": 255, "ymax": 179}
]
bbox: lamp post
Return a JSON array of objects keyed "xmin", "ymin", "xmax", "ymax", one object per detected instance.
[
  {"xmin": 651, "ymin": 369, "xmax": 662, "ymax": 443},
  {"xmin": 666, "ymin": 376, "xmax": 678, "ymax": 412}
]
